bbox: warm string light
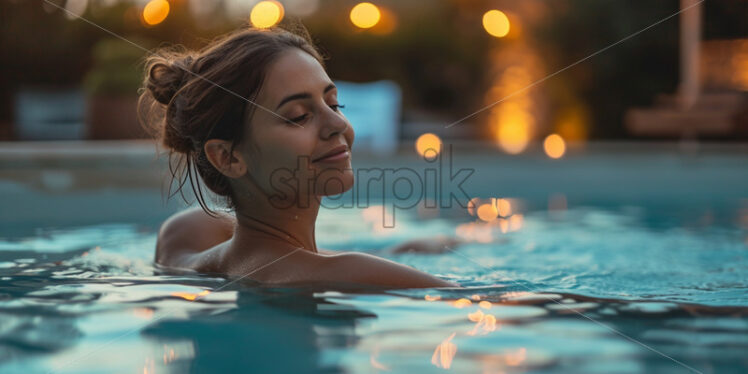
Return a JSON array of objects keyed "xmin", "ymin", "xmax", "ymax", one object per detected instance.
[
  {"xmin": 483, "ymin": 10, "xmax": 510, "ymax": 38},
  {"xmin": 142, "ymin": 0, "xmax": 169, "ymax": 26},
  {"xmin": 415, "ymin": 133, "xmax": 442, "ymax": 158},
  {"xmin": 350, "ymin": 2, "xmax": 381, "ymax": 29},
  {"xmin": 544, "ymin": 134, "xmax": 567, "ymax": 159},
  {"xmin": 250, "ymin": 1, "xmax": 284, "ymax": 28}
]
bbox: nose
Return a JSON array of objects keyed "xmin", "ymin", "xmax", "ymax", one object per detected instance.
[{"xmin": 319, "ymin": 106, "xmax": 349, "ymax": 140}]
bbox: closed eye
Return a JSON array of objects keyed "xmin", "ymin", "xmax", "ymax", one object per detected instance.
[
  {"xmin": 284, "ymin": 104, "xmax": 345, "ymax": 125},
  {"xmin": 285, "ymin": 113, "xmax": 308, "ymax": 125}
]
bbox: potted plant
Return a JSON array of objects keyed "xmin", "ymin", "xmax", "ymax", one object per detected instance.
[{"xmin": 83, "ymin": 37, "xmax": 153, "ymax": 139}]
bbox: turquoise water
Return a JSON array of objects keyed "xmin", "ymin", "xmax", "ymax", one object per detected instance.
[{"xmin": 0, "ymin": 199, "xmax": 746, "ymax": 373}]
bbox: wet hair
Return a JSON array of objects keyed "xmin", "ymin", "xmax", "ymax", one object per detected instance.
[{"xmin": 138, "ymin": 24, "xmax": 324, "ymax": 215}]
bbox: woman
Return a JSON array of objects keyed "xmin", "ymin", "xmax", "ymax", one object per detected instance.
[{"xmin": 138, "ymin": 25, "xmax": 459, "ymax": 289}]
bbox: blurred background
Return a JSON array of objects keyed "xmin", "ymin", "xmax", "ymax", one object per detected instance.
[
  {"xmin": 1, "ymin": 0, "xmax": 747, "ymax": 148},
  {"xmin": 0, "ymin": 0, "xmax": 747, "ymax": 233}
]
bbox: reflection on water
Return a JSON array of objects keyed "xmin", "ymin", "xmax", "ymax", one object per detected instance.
[{"xmin": 0, "ymin": 204, "xmax": 746, "ymax": 373}]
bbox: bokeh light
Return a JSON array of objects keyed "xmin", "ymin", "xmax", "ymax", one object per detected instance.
[
  {"xmin": 468, "ymin": 309, "xmax": 484, "ymax": 322},
  {"xmin": 496, "ymin": 198, "xmax": 511, "ymax": 217},
  {"xmin": 467, "ymin": 197, "xmax": 481, "ymax": 216},
  {"xmin": 489, "ymin": 78, "xmax": 535, "ymax": 155},
  {"xmin": 142, "ymin": 0, "xmax": 169, "ymax": 26},
  {"xmin": 497, "ymin": 218, "xmax": 509, "ymax": 233},
  {"xmin": 509, "ymin": 213, "xmax": 524, "ymax": 231},
  {"xmin": 477, "ymin": 203, "xmax": 498, "ymax": 222},
  {"xmin": 415, "ymin": 133, "xmax": 442, "ymax": 158},
  {"xmin": 350, "ymin": 2, "xmax": 381, "ymax": 29},
  {"xmin": 250, "ymin": 1, "xmax": 284, "ymax": 29},
  {"xmin": 452, "ymin": 298, "xmax": 472, "ymax": 308},
  {"xmin": 496, "ymin": 120, "xmax": 531, "ymax": 154},
  {"xmin": 482, "ymin": 10, "xmax": 510, "ymax": 38},
  {"xmin": 485, "ymin": 45, "xmax": 543, "ymax": 155},
  {"xmin": 543, "ymin": 134, "xmax": 566, "ymax": 159}
]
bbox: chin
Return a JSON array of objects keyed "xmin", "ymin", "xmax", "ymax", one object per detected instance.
[{"xmin": 314, "ymin": 168, "xmax": 354, "ymax": 196}]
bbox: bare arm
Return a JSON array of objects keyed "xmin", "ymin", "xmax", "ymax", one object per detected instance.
[
  {"xmin": 321, "ymin": 252, "xmax": 459, "ymax": 289},
  {"xmin": 320, "ymin": 236, "xmax": 462, "ymax": 256},
  {"xmin": 385, "ymin": 235, "xmax": 463, "ymax": 254}
]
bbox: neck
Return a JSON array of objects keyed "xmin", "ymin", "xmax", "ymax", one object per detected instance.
[{"xmin": 232, "ymin": 192, "xmax": 320, "ymax": 254}]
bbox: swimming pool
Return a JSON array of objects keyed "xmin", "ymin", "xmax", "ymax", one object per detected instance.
[{"xmin": 0, "ymin": 141, "xmax": 746, "ymax": 373}]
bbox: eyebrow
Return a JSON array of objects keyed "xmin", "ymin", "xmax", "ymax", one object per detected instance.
[{"xmin": 275, "ymin": 83, "xmax": 337, "ymax": 110}]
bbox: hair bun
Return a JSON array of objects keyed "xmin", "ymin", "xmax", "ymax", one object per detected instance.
[
  {"xmin": 162, "ymin": 117, "xmax": 195, "ymax": 154},
  {"xmin": 143, "ymin": 54, "xmax": 197, "ymax": 153},
  {"xmin": 146, "ymin": 55, "xmax": 194, "ymax": 106}
]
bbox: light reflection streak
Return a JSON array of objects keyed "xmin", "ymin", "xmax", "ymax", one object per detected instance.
[
  {"xmin": 452, "ymin": 298, "xmax": 473, "ymax": 308},
  {"xmin": 162, "ymin": 344, "xmax": 177, "ymax": 365},
  {"xmin": 431, "ymin": 332, "xmax": 458, "ymax": 369},
  {"xmin": 369, "ymin": 345, "xmax": 390, "ymax": 371},
  {"xmin": 458, "ymin": 197, "xmax": 524, "ymax": 242},
  {"xmin": 171, "ymin": 289, "xmax": 211, "ymax": 301}
]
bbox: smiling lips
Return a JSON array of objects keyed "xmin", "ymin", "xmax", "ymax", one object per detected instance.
[{"xmin": 313, "ymin": 145, "xmax": 350, "ymax": 163}]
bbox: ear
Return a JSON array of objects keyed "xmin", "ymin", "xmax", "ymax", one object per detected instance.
[{"xmin": 204, "ymin": 139, "xmax": 247, "ymax": 178}]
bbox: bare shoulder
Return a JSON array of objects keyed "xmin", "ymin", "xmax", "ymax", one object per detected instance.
[
  {"xmin": 314, "ymin": 252, "xmax": 458, "ymax": 289},
  {"xmin": 155, "ymin": 208, "xmax": 234, "ymax": 266}
]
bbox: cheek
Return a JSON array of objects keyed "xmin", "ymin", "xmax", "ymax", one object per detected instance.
[
  {"xmin": 241, "ymin": 128, "xmax": 299, "ymax": 179},
  {"xmin": 261, "ymin": 130, "xmax": 317, "ymax": 173}
]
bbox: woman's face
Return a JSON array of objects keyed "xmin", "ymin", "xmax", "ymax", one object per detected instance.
[{"xmin": 238, "ymin": 48, "xmax": 355, "ymax": 205}]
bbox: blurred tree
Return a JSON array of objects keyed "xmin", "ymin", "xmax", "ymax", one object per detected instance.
[
  {"xmin": 83, "ymin": 37, "xmax": 155, "ymax": 96},
  {"xmin": 534, "ymin": 0, "xmax": 681, "ymax": 139}
]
